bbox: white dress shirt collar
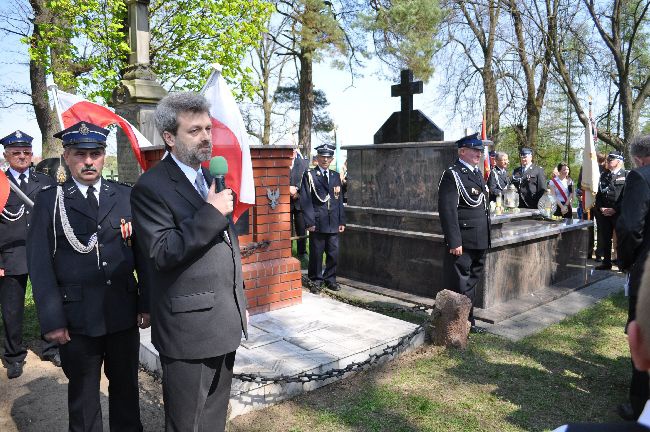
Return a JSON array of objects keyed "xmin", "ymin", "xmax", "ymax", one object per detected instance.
[
  {"xmin": 8, "ymin": 167, "xmax": 29, "ymax": 183},
  {"xmin": 458, "ymin": 159, "xmax": 477, "ymax": 171},
  {"xmin": 72, "ymin": 177, "xmax": 101, "ymax": 203}
]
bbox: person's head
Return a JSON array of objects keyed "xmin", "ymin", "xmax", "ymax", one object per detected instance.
[
  {"xmin": 597, "ymin": 152, "xmax": 607, "ymax": 167},
  {"xmin": 495, "ymin": 151, "xmax": 509, "ymax": 169},
  {"xmin": 0, "ymin": 130, "xmax": 34, "ymax": 173},
  {"xmin": 556, "ymin": 162, "xmax": 570, "ymax": 179},
  {"xmin": 455, "ymin": 133, "xmax": 484, "ymax": 167},
  {"xmin": 54, "ymin": 122, "xmax": 108, "ymax": 185},
  {"xmin": 606, "ymin": 151, "xmax": 624, "ymax": 171},
  {"xmin": 519, "ymin": 148, "xmax": 533, "ymax": 166},
  {"xmin": 630, "ymin": 135, "xmax": 650, "ymax": 168},
  {"xmin": 155, "ymin": 92, "xmax": 212, "ymax": 169},
  {"xmin": 315, "ymin": 144, "xmax": 335, "ymax": 170},
  {"xmin": 628, "ymin": 257, "xmax": 650, "ymax": 372}
]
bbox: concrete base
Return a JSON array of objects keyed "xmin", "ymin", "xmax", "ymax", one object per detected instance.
[{"xmin": 139, "ymin": 290, "xmax": 424, "ymax": 418}]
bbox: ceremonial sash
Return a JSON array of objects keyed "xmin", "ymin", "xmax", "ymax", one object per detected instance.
[{"xmin": 551, "ymin": 177, "xmax": 569, "ymax": 203}]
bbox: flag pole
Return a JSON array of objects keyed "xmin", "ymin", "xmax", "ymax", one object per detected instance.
[
  {"xmin": 200, "ymin": 64, "xmax": 222, "ymax": 96},
  {"xmin": 48, "ymin": 84, "xmax": 65, "ymax": 130}
]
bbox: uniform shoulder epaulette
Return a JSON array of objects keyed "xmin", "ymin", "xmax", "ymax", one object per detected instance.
[
  {"xmin": 106, "ymin": 179, "xmax": 133, "ymax": 188},
  {"xmin": 40, "ymin": 184, "xmax": 57, "ymax": 192}
]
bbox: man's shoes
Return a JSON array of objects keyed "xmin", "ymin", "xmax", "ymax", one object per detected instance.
[
  {"xmin": 308, "ymin": 280, "xmax": 322, "ymax": 294},
  {"xmin": 617, "ymin": 402, "xmax": 636, "ymax": 421},
  {"xmin": 470, "ymin": 325, "xmax": 487, "ymax": 334},
  {"xmin": 7, "ymin": 361, "xmax": 24, "ymax": 379},
  {"xmin": 595, "ymin": 263, "xmax": 612, "ymax": 270},
  {"xmin": 43, "ymin": 352, "xmax": 62, "ymax": 368},
  {"xmin": 324, "ymin": 281, "xmax": 341, "ymax": 292}
]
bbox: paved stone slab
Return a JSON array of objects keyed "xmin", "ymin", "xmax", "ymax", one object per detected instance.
[
  {"xmin": 139, "ymin": 289, "xmax": 423, "ymax": 419},
  {"xmin": 483, "ymin": 274, "xmax": 625, "ymax": 341}
]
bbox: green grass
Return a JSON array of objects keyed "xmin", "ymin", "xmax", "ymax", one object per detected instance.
[{"xmin": 231, "ymin": 292, "xmax": 631, "ymax": 432}]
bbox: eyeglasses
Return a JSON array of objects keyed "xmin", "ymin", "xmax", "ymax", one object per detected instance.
[
  {"xmin": 9, "ymin": 150, "xmax": 33, "ymax": 156},
  {"xmin": 318, "ymin": 155, "xmax": 333, "ymax": 160}
]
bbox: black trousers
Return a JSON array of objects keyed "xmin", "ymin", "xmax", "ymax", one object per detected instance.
[
  {"xmin": 59, "ymin": 326, "xmax": 142, "ymax": 432},
  {"xmin": 628, "ymin": 295, "xmax": 649, "ymax": 418},
  {"xmin": 308, "ymin": 232, "xmax": 339, "ymax": 284},
  {"xmin": 443, "ymin": 248, "xmax": 486, "ymax": 325},
  {"xmin": 291, "ymin": 207, "xmax": 307, "ymax": 256},
  {"xmin": 160, "ymin": 351, "xmax": 236, "ymax": 432},
  {"xmin": 595, "ymin": 212, "xmax": 618, "ymax": 264},
  {"xmin": 0, "ymin": 274, "xmax": 28, "ymax": 364}
]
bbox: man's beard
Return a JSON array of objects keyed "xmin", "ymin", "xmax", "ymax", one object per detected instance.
[{"xmin": 175, "ymin": 139, "xmax": 211, "ymax": 167}]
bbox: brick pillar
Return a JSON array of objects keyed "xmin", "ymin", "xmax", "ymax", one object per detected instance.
[
  {"xmin": 138, "ymin": 145, "xmax": 303, "ymax": 314},
  {"xmin": 240, "ymin": 145, "xmax": 302, "ymax": 314}
]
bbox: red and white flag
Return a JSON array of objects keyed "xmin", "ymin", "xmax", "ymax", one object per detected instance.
[
  {"xmin": 200, "ymin": 66, "xmax": 254, "ymax": 223},
  {"xmin": 51, "ymin": 87, "xmax": 153, "ymax": 170},
  {"xmin": 581, "ymin": 104, "xmax": 600, "ymax": 210}
]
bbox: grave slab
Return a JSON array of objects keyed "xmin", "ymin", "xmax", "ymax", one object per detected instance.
[{"xmin": 139, "ymin": 290, "xmax": 424, "ymax": 419}]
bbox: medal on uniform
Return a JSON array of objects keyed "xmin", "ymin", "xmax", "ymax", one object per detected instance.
[
  {"xmin": 333, "ymin": 185, "xmax": 340, "ymax": 200},
  {"xmin": 120, "ymin": 218, "xmax": 133, "ymax": 246}
]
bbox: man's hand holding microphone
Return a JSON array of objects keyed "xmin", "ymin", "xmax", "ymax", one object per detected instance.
[{"xmin": 207, "ymin": 156, "xmax": 233, "ymax": 217}]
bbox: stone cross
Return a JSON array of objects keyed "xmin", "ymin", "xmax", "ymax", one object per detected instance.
[{"xmin": 391, "ymin": 69, "xmax": 423, "ymax": 142}]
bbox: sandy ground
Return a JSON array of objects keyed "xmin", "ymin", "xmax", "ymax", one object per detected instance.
[{"xmin": 0, "ymin": 343, "xmax": 165, "ymax": 431}]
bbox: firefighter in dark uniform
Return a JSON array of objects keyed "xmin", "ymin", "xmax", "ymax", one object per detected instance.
[
  {"xmin": 438, "ymin": 133, "xmax": 491, "ymax": 333},
  {"xmin": 0, "ymin": 130, "xmax": 59, "ymax": 379},
  {"xmin": 595, "ymin": 151, "xmax": 627, "ymax": 270},
  {"xmin": 487, "ymin": 151, "xmax": 510, "ymax": 202},
  {"xmin": 27, "ymin": 121, "xmax": 149, "ymax": 431},
  {"xmin": 300, "ymin": 144, "xmax": 346, "ymax": 293},
  {"xmin": 511, "ymin": 147, "xmax": 547, "ymax": 208}
]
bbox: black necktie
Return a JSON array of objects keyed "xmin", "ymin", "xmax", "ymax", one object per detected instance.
[
  {"xmin": 86, "ymin": 185, "xmax": 99, "ymax": 218},
  {"xmin": 18, "ymin": 173, "xmax": 27, "ymax": 193},
  {"xmin": 473, "ymin": 168, "xmax": 480, "ymax": 176}
]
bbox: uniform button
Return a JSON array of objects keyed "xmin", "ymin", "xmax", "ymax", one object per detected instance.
[
  {"xmin": 63, "ymin": 294, "xmax": 67, "ymax": 299},
  {"xmin": 102, "ymin": 261, "xmax": 108, "ymax": 267},
  {"xmin": 99, "ymin": 244, "xmax": 104, "ymax": 248},
  {"xmin": 106, "ymin": 280, "xmax": 112, "ymax": 285},
  {"xmin": 97, "ymin": 225, "xmax": 101, "ymax": 230},
  {"xmin": 26, "ymin": 211, "xmax": 30, "ymax": 214}
]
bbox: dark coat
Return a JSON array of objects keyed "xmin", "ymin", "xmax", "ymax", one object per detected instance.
[
  {"xmin": 512, "ymin": 164, "xmax": 546, "ymax": 208},
  {"xmin": 487, "ymin": 166, "xmax": 509, "ymax": 202},
  {"xmin": 27, "ymin": 178, "xmax": 146, "ymax": 337},
  {"xmin": 616, "ymin": 166, "xmax": 650, "ymax": 297},
  {"xmin": 300, "ymin": 166, "xmax": 346, "ymax": 233},
  {"xmin": 131, "ymin": 155, "xmax": 247, "ymax": 360},
  {"xmin": 438, "ymin": 160, "xmax": 490, "ymax": 250},
  {"xmin": 290, "ymin": 157, "xmax": 309, "ymax": 211},
  {"xmin": 596, "ymin": 168, "xmax": 627, "ymax": 208},
  {"xmin": 0, "ymin": 169, "xmax": 55, "ymax": 274}
]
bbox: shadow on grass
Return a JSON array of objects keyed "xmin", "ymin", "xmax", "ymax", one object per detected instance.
[{"xmin": 441, "ymin": 292, "xmax": 629, "ymax": 431}]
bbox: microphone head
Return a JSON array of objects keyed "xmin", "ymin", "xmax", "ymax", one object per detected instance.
[{"xmin": 209, "ymin": 156, "xmax": 228, "ymax": 177}]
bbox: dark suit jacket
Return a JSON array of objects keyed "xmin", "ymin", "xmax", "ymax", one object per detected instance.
[
  {"xmin": 617, "ymin": 166, "xmax": 650, "ymax": 297},
  {"xmin": 487, "ymin": 166, "xmax": 509, "ymax": 202},
  {"xmin": 563, "ymin": 422, "xmax": 650, "ymax": 431},
  {"xmin": 512, "ymin": 164, "xmax": 546, "ymax": 208},
  {"xmin": 290, "ymin": 157, "xmax": 309, "ymax": 211},
  {"xmin": 300, "ymin": 167, "xmax": 346, "ymax": 233},
  {"xmin": 27, "ymin": 178, "xmax": 146, "ymax": 337},
  {"xmin": 438, "ymin": 160, "xmax": 490, "ymax": 250},
  {"xmin": 0, "ymin": 169, "xmax": 55, "ymax": 275},
  {"xmin": 131, "ymin": 155, "xmax": 247, "ymax": 360}
]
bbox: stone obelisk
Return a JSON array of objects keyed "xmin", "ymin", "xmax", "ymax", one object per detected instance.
[{"xmin": 112, "ymin": 0, "xmax": 166, "ymax": 184}]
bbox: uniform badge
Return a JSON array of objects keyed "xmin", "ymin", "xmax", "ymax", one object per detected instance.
[
  {"xmin": 79, "ymin": 123, "xmax": 90, "ymax": 135},
  {"xmin": 471, "ymin": 187, "xmax": 479, "ymax": 195},
  {"xmin": 333, "ymin": 185, "xmax": 341, "ymax": 199},
  {"xmin": 120, "ymin": 218, "xmax": 133, "ymax": 246},
  {"xmin": 15, "ymin": 130, "xmax": 22, "ymax": 138},
  {"xmin": 316, "ymin": 170, "xmax": 321, "ymax": 176}
]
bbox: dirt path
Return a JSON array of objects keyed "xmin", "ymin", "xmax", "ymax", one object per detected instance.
[{"xmin": 0, "ymin": 346, "xmax": 165, "ymax": 431}]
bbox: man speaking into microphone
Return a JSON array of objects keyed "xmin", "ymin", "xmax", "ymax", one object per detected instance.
[{"xmin": 131, "ymin": 92, "xmax": 247, "ymax": 432}]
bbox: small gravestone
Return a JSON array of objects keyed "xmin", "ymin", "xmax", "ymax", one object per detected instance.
[
  {"xmin": 426, "ymin": 289, "xmax": 471, "ymax": 349},
  {"xmin": 373, "ymin": 69, "xmax": 444, "ymax": 143}
]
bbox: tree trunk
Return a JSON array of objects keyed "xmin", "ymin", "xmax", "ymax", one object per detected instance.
[
  {"xmin": 483, "ymin": 68, "xmax": 500, "ymax": 144},
  {"xmin": 298, "ymin": 48, "xmax": 314, "ymax": 157}
]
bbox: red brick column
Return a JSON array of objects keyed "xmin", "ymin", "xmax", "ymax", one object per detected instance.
[
  {"xmin": 140, "ymin": 145, "xmax": 303, "ymax": 315},
  {"xmin": 240, "ymin": 145, "xmax": 302, "ymax": 314}
]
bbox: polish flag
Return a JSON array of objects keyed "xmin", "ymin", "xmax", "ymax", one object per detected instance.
[
  {"xmin": 200, "ymin": 66, "xmax": 254, "ymax": 223},
  {"xmin": 51, "ymin": 87, "xmax": 153, "ymax": 170}
]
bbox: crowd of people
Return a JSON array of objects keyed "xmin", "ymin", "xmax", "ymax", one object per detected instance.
[{"xmin": 1, "ymin": 105, "xmax": 649, "ymax": 429}]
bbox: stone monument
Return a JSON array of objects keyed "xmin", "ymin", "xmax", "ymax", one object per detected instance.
[
  {"xmin": 374, "ymin": 69, "xmax": 444, "ymax": 143},
  {"xmin": 112, "ymin": 0, "xmax": 167, "ymax": 184}
]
